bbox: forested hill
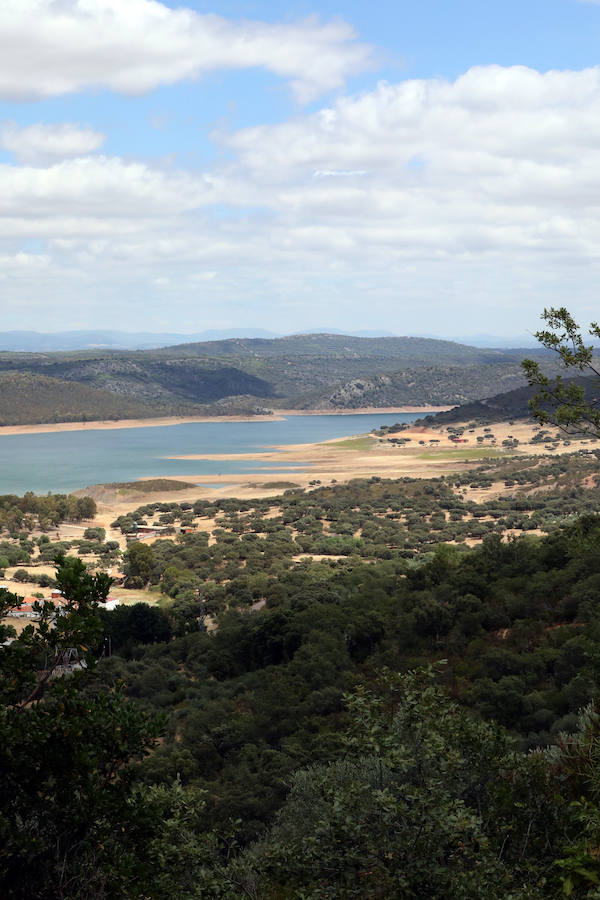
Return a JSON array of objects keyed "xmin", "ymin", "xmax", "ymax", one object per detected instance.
[
  {"xmin": 152, "ymin": 333, "xmax": 520, "ymax": 362},
  {"xmin": 0, "ymin": 373, "xmax": 159, "ymax": 426},
  {"xmin": 417, "ymin": 373, "xmax": 600, "ymax": 427},
  {"xmin": 0, "ymin": 333, "xmax": 553, "ymax": 424}
]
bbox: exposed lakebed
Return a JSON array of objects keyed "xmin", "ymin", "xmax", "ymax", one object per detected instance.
[{"xmin": 0, "ymin": 412, "xmax": 420, "ymax": 495}]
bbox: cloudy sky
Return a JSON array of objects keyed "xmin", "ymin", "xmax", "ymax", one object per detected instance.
[{"xmin": 2, "ymin": 0, "xmax": 600, "ymax": 338}]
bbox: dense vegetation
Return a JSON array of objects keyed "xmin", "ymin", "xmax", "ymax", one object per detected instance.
[
  {"xmin": 7, "ymin": 509, "xmax": 600, "ymax": 896},
  {"xmin": 0, "ymin": 334, "xmax": 555, "ymax": 424}
]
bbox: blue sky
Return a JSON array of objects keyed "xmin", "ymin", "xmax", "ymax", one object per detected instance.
[{"xmin": 2, "ymin": 0, "xmax": 600, "ymax": 339}]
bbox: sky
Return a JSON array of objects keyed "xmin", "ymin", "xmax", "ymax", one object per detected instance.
[{"xmin": 3, "ymin": 1, "xmax": 600, "ymax": 339}]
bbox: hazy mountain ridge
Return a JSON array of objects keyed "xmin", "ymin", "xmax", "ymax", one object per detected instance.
[
  {"xmin": 0, "ymin": 329, "xmax": 546, "ymax": 353},
  {"xmin": 152, "ymin": 333, "xmax": 520, "ymax": 362},
  {"xmin": 0, "ymin": 329, "xmax": 281, "ymax": 352},
  {"xmin": 0, "ymin": 328, "xmax": 413, "ymax": 352}
]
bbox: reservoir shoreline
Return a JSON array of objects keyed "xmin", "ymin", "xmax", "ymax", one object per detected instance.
[
  {"xmin": 0, "ymin": 411, "xmax": 427, "ymax": 496},
  {"xmin": 0, "ymin": 406, "xmax": 451, "ymax": 437}
]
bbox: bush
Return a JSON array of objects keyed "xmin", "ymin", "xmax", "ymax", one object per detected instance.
[
  {"xmin": 12, "ymin": 569, "xmax": 30, "ymax": 583},
  {"xmin": 83, "ymin": 527, "xmax": 106, "ymax": 542}
]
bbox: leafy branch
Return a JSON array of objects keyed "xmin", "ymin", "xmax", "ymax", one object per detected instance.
[{"xmin": 522, "ymin": 306, "xmax": 600, "ymax": 437}]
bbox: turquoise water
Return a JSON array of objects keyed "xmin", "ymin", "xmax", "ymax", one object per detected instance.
[{"xmin": 0, "ymin": 413, "xmax": 420, "ymax": 495}]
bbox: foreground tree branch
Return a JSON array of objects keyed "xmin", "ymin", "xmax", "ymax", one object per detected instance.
[{"xmin": 522, "ymin": 306, "xmax": 600, "ymax": 436}]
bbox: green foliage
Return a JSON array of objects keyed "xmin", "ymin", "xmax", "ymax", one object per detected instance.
[
  {"xmin": 231, "ymin": 669, "xmax": 569, "ymax": 898},
  {"xmin": 523, "ymin": 307, "xmax": 600, "ymax": 437},
  {"xmin": 0, "ymin": 556, "xmax": 162, "ymax": 898},
  {"xmin": 83, "ymin": 525, "xmax": 105, "ymax": 541},
  {"xmin": 100, "ymin": 602, "xmax": 173, "ymax": 651},
  {"xmin": 124, "ymin": 541, "xmax": 155, "ymax": 587},
  {"xmin": 0, "ymin": 491, "xmax": 96, "ymax": 535}
]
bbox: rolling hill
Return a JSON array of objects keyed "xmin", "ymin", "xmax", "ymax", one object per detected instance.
[
  {"xmin": 0, "ymin": 333, "xmax": 556, "ymax": 425},
  {"xmin": 416, "ymin": 373, "xmax": 600, "ymax": 427},
  {"xmin": 0, "ymin": 373, "xmax": 158, "ymax": 426}
]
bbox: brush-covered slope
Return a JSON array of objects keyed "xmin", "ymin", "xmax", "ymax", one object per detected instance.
[
  {"xmin": 0, "ymin": 372, "xmax": 159, "ymax": 426},
  {"xmin": 291, "ymin": 363, "xmax": 533, "ymax": 409},
  {"xmin": 417, "ymin": 374, "xmax": 600, "ymax": 426},
  {"xmin": 0, "ymin": 334, "xmax": 553, "ymax": 423}
]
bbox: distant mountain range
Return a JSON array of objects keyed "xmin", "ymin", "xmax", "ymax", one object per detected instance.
[
  {"xmin": 0, "ymin": 329, "xmax": 281, "ymax": 352},
  {"xmin": 424, "ymin": 333, "xmax": 541, "ymax": 349},
  {"xmin": 0, "ymin": 329, "xmax": 544, "ymax": 352}
]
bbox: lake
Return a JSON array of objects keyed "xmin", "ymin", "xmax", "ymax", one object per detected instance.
[{"xmin": 0, "ymin": 412, "xmax": 421, "ymax": 495}]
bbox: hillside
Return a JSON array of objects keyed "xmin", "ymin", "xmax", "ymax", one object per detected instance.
[
  {"xmin": 295, "ymin": 362, "xmax": 533, "ymax": 409},
  {"xmin": 8, "ymin": 436, "xmax": 600, "ymax": 894},
  {"xmin": 417, "ymin": 373, "xmax": 600, "ymax": 427},
  {"xmin": 154, "ymin": 333, "xmax": 519, "ymax": 362},
  {"xmin": 0, "ymin": 372, "xmax": 159, "ymax": 426},
  {"xmin": 0, "ymin": 333, "xmax": 554, "ymax": 425}
]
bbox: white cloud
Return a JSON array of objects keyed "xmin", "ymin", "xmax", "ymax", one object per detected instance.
[
  {"xmin": 228, "ymin": 65, "xmax": 600, "ymax": 180},
  {"xmin": 313, "ymin": 170, "xmax": 369, "ymax": 178},
  {"xmin": 223, "ymin": 65, "xmax": 600, "ymax": 262},
  {"xmin": 0, "ymin": 122, "xmax": 105, "ymax": 164},
  {"xmin": 0, "ymin": 0, "xmax": 371, "ymax": 103},
  {"xmin": 0, "ymin": 156, "xmax": 218, "ymax": 218},
  {"xmin": 7, "ymin": 64, "xmax": 600, "ymax": 333}
]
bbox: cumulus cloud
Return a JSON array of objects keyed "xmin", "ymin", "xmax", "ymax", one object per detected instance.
[
  {"xmin": 0, "ymin": 122, "xmax": 105, "ymax": 164},
  {"xmin": 228, "ymin": 65, "xmax": 600, "ymax": 179},
  {"xmin": 6, "ymin": 64, "xmax": 600, "ymax": 332},
  {"xmin": 0, "ymin": 156, "xmax": 220, "ymax": 219},
  {"xmin": 0, "ymin": 0, "xmax": 371, "ymax": 103},
  {"xmin": 223, "ymin": 65, "xmax": 600, "ymax": 261},
  {"xmin": 313, "ymin": 170, "xmax": 369, "ymax": 178}
]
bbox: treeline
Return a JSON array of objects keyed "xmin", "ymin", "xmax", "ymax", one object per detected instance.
[{"xmin": 0, "ymin": 491, "xmax": 96, "ymax": 534}]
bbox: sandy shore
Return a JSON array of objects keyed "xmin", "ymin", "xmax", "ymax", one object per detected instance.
[
  {"xmin": 76, "ymin": 415, "xmax": 600, "ymax": 530},
  {"xmin": 112, "ymin": 418, "xmax": 593, "ymax": 501},
  {"xmin": 0, "ymin": 407, "xmax": 451, "ymax": 437},
  {"xmin": 0, "ymin": 414, "xmax": 283, "ymax": 436}
]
